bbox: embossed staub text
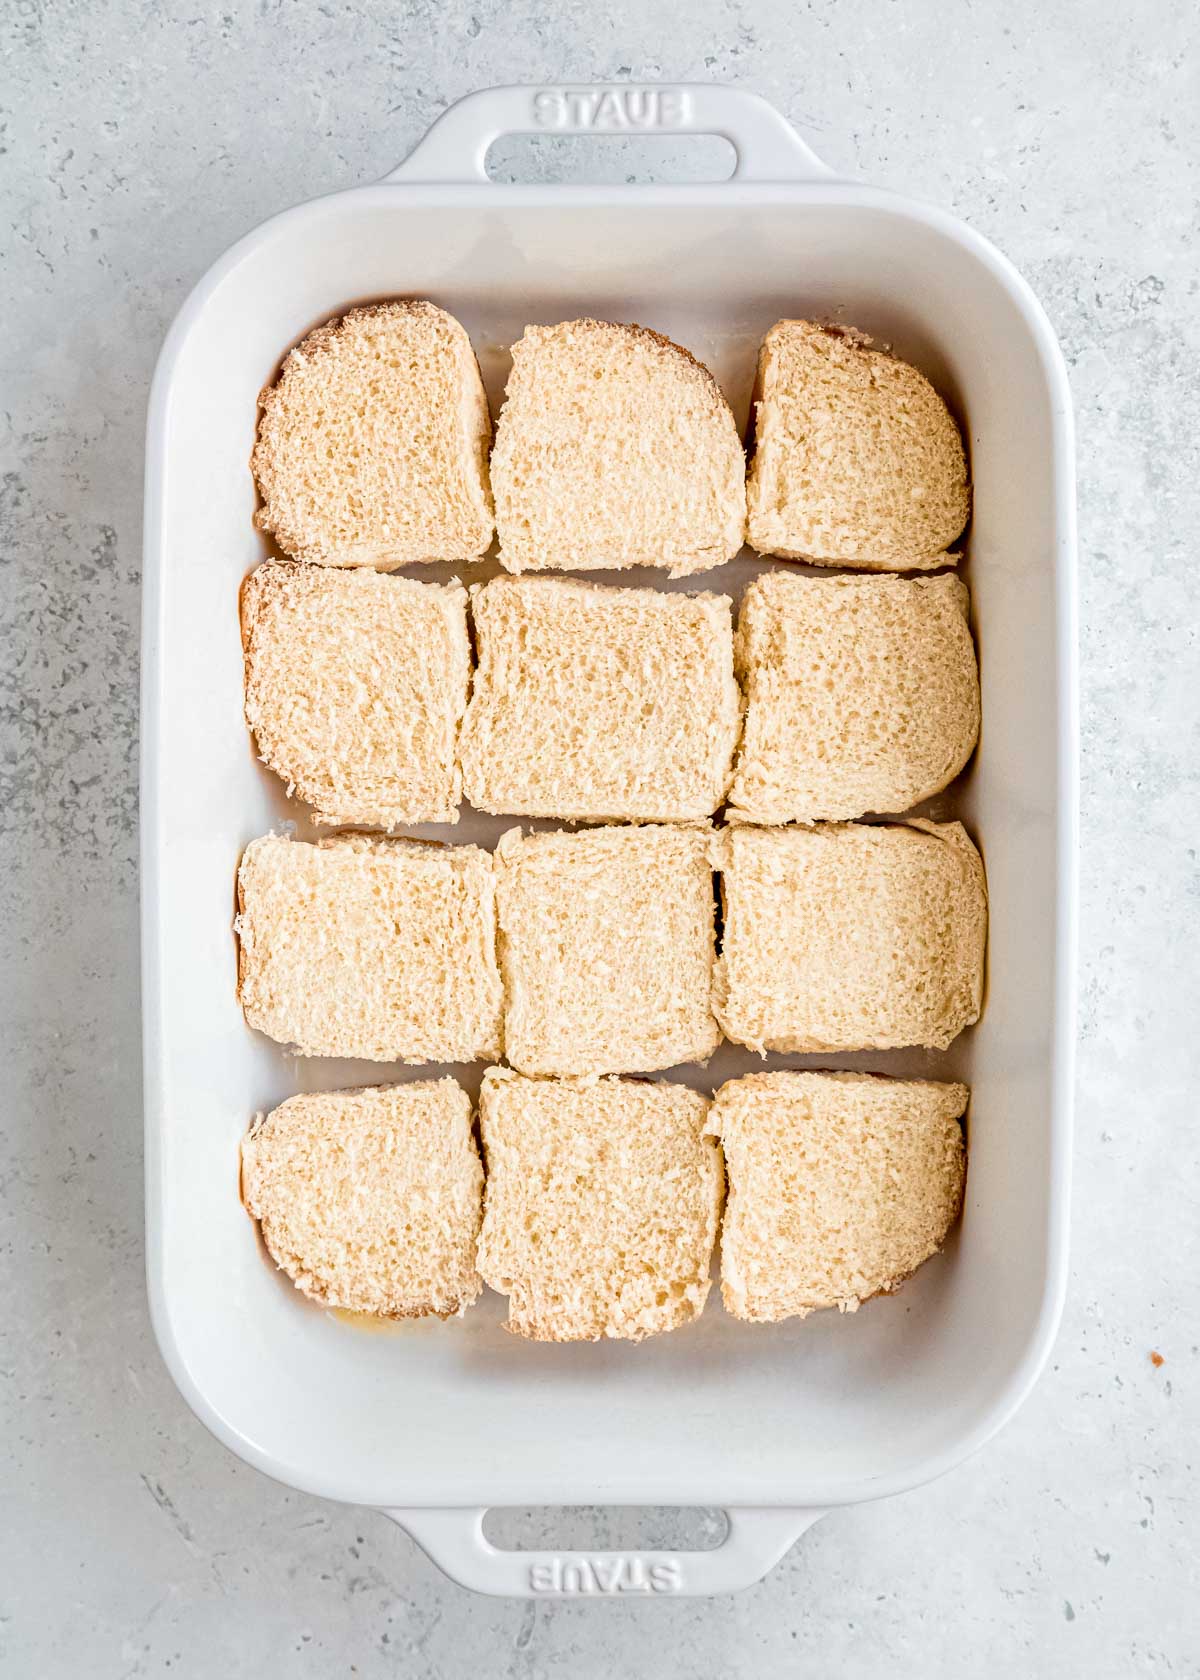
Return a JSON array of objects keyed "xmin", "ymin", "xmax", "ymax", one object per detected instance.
[
  {"xmin": 531, "ymin": 88, "xmax": 691, "ymax": 131},
  {"xmin": 527, "ymin": 1555, "xmax": 683, "ymax": 1595}
]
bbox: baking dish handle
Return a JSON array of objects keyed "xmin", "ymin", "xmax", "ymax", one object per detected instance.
[
  {"xmin": 384, "ymin": 1505, "xmax": 826, "ymax": 1597},
  {"xmin": 384, "ymin": 84, "xmax": 833, "ymax": 185}
]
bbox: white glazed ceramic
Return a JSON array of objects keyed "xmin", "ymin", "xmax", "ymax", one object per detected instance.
[{"xmin": 141, "ymin": 83, "xmax": 1077, "ymax": 1597}]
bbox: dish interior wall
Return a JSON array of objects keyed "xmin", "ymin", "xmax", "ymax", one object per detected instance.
[{"xmin": 148, "ymin": 194, "xmax": 1064, "ymax": 1506}]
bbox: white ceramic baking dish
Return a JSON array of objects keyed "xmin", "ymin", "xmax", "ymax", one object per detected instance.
[{"xmin": 141, "ymin": 83, "xmax": 1076, "ymax": 1597}]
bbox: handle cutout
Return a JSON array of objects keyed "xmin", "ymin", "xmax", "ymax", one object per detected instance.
[
  {"xmin": 482, "ymin": 1505, "xmax": 729, "ymax": 1552},
  {"xmin": 484, "ymin": 132, "xmax": 737, "ymax": 186}
]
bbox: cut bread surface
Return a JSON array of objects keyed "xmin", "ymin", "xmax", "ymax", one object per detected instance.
[
  {"xmin": 728, "ymin": 570, "xmax": 980, "ymax": 824},
  {"xmin": 707, "ymin": 1070, "xmax": 967, "ymax": 1323},
  {"xmin": 236, "ymin": 833, "xmax": 503, "ymax": 1063},
  {"xmin": 459, "ymin": 576, "xmax": 741, "ymax": 820},
  {"xmin": 476, "ymin": 1069, "xmax": 723, "ymax": 1341},
  {"xmin": 235, "ymin": 306, "xmax": 989, "ymax": 1351},
  {"xmin": 490, "ymin": 319, "xmax": 746, "ymax": 576},
  {"xmin": 251, "ymin": 300, "xmax": 494, "ymax": 568},
  {"xmin": 746, "ymin": 320, "xmax": 969, "ymax": 568},
  {"xmin": 713, "ymin": 820, "xmax": 987, "ymax": 1053},
  {"xmin": 242, "ymin": 1080, "xmax": 484, "ymax": 1318},
  {"xmin": 495, "ymin": 823, "xmax": 719, "ymax": 1076},
  {"xmin": 241, "ymin": 563, "xmax": 470, "ymax": 827}
]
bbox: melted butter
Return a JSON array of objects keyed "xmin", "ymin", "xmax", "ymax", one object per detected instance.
[{"xmin": 329, "ymin": 1308, "xmax": 435, "ymax": 1336}]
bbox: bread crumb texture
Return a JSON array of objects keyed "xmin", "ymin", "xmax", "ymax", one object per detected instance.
[
  {"xmin": 251, "ymin": 301, "xmax": 494, "ymax": 567},
  {"xmin": 708, "ymin": 1070, "xmax": 966, "ymax": 1322},
  {"xmin": 242, "ymin": 1080, "xmax": 483, "ymax": 1318},
  {"xmin": 746, "ymin": 320, "xmax": 969, "ymax": 568},
  {"xmin": 459, "ymin": 576, "xmax": 741, "ymax": 820},
  {"xmin": 476, "ymin": 1069, "xmax": 723, "ymax": 1341},
  {"xmin": 496, "ymin": 824, "xmax": 719, "ymax": 1076},
  {"xmin": 728, "ymin": 570, "xmax": 979, "ymax": 824},
  {"xmin": 241, "ymin": 563, "xmax": 471, "ymax": 827},
  {"xmin": 491, "ymin": 319, "xmax": 746, "ymax": 576},
  {"xmin": 236, "ymin": 833, "xmax": 503, "ymax": 1062},
  {"xmin": 713, "ymin": 820, "xmax": 987, "ymax": 1053}
]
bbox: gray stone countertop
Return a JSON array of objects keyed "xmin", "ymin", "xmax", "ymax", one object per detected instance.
[{"xmin": 2, "ymin": 1, "xmax": 1196, "ymax": 1674}]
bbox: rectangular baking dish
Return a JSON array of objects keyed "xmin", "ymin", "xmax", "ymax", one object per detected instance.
[{"xmin": 141, "ymin": 83, "xmax": 1076, "ymax": 1597}]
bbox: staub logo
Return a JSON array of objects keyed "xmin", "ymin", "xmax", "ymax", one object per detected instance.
[
  {"xmin": 528, "ymin": 1555, "xmax": 683, "ymax": 1595},
  {"xmin": 531, "ymin": 87, "xmax": 691, "ymax": 131}
]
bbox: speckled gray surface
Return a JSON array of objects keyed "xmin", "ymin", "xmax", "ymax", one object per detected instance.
[{"xmin": 2, "ymin": 2, "xmax": 1197, "ymax": 1674}]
